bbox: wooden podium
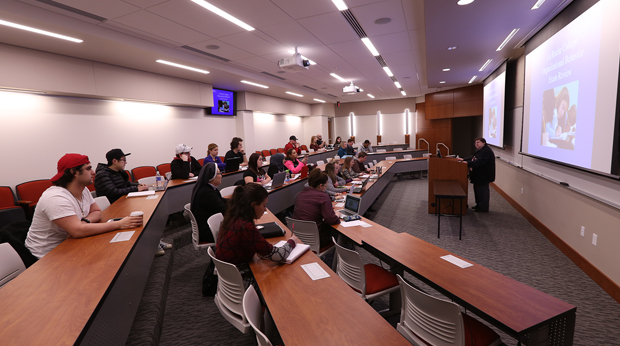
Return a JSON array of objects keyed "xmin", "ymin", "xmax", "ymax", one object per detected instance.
[{"xmin": 428, "ymin": 157, "xmax": 469, "ymax": 215}]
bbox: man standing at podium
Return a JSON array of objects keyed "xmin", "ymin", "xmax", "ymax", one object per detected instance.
[{"xmin": 457, "ymin": 138, "xmax": 495, "ymax": 212}]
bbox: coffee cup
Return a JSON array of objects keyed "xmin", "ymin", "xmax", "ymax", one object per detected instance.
[{"xmin": 130, "ymin": 211, "xmax": 144, "ymax": 221}]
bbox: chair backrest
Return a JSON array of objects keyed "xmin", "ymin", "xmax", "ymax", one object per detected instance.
[
  {"xmin": 243, "ymin": 286, "xmax": 273, "ymax": 346},
  {"xmin": 396, "ymin": 275, "xmax": 465, "ymax": 346},
  {"xmin": 138, "ymin": 176, "xmax": 156, "ymax": 185},
  {"xmin": 333, "ymin": 238, "xmax": 367, "ymax": 297},
  {"xmin": 198, "ymin": 158, "xmax": 204, "ymax": 166},
  {"xmin": 394, "ymin": 148, "xmax": 403, "ymax": 151},
  {"xmin": 334, "ymin": 155, "xmax": 340, "ymax": 160},
  {"xmin": 0, "ymin": 186, "xmax": 17, "ymax": 209},
  {"xmin": 373, "ymin": 160, "xmax": 378, "ymax": 165},
  {"xmin": 286, "ymin": 217, "xmax": 320, "ymax": 254},
  {"xmin": 301, "ymin": 145, "xmax": 308, "ymax": 151},
  {"xmin": 277, "ymin": 148, "xmax": 285, "ymax": 153},
  {"xmin": 311, "ymin": 149, "xmax": 316, "ymax": 152},
  {"xmin": 377, "ymin": 149, "xmax": 387, "ymax": 153},
  {"xmin": 270, "ymin": 149, "xmax": 278, "ymax": 156},
  {"xmin": 15, "ymin": 179, "xmax": 53, "ymax": 206},
  {"xmin": 390, "ymin": 141, "xmax": 398, "ymax": 144},
  {"xmin": 207, "ymin": 247, "xmax": 248, "ymax": 326},
  {"xmin": 0, "ymin": 242, "xmax": 26, "ymax": 288},
  {"xmin": 220, "ymin": 186, "xmax": 236, "ymax": 197},
  {"xmin": 301, "ymin": 150, "xmax": 307, "ymax": 155},
  {"xmin": 86, "ymin": 183, "xmax": 96, "ymax": 192},
  {"xmin": 132, "ymin": 166, "xmax": 157, "ymax": 181},
  {"xmin": 403, "ymin": 154, "xmax": 413, "ymax": 159},
  {"xmin": 386, "ymin": 156, "xmax": 397, "ymax": 161},
  {"xmin": 156, "ymin": 163, "xmax": 171, "ymax": 176},
  {"xmin": 125, "ymin": 170, "xmax": 133, "ymax": 182},
  {"xmin": 185, "ymin": 203, "xmax": 209, "ymax": 250},
  {"xmin": 207, "ymin": 213, "xmax": 224, "ymax": 243},
  {"xmin": 262, "ymin": 150, "xmax": 271, "ymax": 158},
  {"xmin": 316, "ymin": 160, "xmax": 325, "ymax": 166},
  {"xmin": 367, "ymin": 162, "xmax": 374, "ymax": 168},
  {"xmin": 94, "ymin": 196, "xmax": 110, "ymax": 211}
]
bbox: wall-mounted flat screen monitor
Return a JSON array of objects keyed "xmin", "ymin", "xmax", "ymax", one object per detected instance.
[{"xmin": 207, "ymin": 88, "xmax": 236, "ymax": 116}]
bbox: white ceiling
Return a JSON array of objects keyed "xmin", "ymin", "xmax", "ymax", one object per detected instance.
[{"xmin": 0, "ymin": 0, "xmax": 572, "ymax": 105}]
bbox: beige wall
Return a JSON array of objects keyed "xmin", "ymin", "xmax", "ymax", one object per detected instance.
[
  {"xmin": 238, "ymin": 91, "xmax": 312, "ymax": 116},
  {"xmin": 335, "ymin": 97, "xmax": 417, "ymax": 117}
]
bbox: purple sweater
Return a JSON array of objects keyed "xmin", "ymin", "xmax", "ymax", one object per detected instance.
[{"xmin": 293, "ymin": 187, "xmax": 340, "ymax": 229}]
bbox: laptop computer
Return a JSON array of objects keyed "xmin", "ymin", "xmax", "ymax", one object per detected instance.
[
  {"xmin": 339, "ymin": 194, "xmax": 361, "ymax": 218},
  {"xmin": 264, "ymin": 171, "xmax": 286, "ymax": 191},
  {"xmin": 352, "ymin": 178, "xmax": 368, "ymax": 193},
  {"xmin": 225, "ymin": 157, "xmax": 241, "ymax": 173}
]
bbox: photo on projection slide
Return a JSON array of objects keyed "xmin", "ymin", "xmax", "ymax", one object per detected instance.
[{"xmin": 540, "ymin": 80, "xmax": 578, "ymax": 151}]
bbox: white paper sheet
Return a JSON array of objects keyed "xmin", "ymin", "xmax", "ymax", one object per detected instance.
[
  {"xmin": 340, "ymin": 220, "xmax": 371, "ymax": 228},
  {"xmin": 301, "ymin": 262, "xmax": 330, "ymax": 280},
  {"xmin": 335, "ymin": 202, "xmax": 345, "ymax": 208},
  {"xmin": 146, "ymin": 195, "xmax": 159, "ymax": 200},
  {"xmin": 110, "ymin": 231, "xmax": 135, "ymax": 243},
  {"xmin": 440, "ymin": 255, "xmax": 473, "ymax": 268},
  {"xmin": 127, "ymin": 191, "xmax": 155, "ymax": 197}
]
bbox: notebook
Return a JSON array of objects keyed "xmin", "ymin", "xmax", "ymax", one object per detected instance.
[
  {"xmin": 275, "ymin": 240, "xmax": 311, "ymax": 264},
  {"xmin": 257, "ymin": 222, "xmax": 285, "ymax": 238}
]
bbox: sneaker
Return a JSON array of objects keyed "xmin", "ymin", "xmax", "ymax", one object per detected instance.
[
  {"xmin": 160, "ymin": 240, "xmax": 172, "ymax": 250},
  {"xmin": 155, "ymin": 245, "xmax": 165, "ymax": 256}
]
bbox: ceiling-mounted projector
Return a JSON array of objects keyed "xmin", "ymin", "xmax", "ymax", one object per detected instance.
[
  {"xmin": 343, "ymin": 81, "xmax": 361, "ymax": 94},
  {"xmin": 278, "ymin": 53, "xmax": 310, "ymax": 72}
]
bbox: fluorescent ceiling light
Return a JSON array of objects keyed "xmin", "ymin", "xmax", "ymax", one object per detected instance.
[
  {"xmin": 394, "ymin": 81, "xmax": 402, "ymax": 88},
  {"xmin": 469, "ymin": 75, "xmax": 477, "ymax": 84},
  {"xmin": 331, "ymin": 0, "xmax": 348, "ymax": 11},
  {"xmin": 313, "ymin": 99, "xmax": 326, "ymax": 103},
  {"xmin": 241, "ymin": 80, "xmax": 268, "ymax": 88},
  {"xmin": 367, "ymin": 94, "xmax": 375, "ymax": 99},
  {"xmin": 479, "ymin": 59, "xmax": 492, "ymax": 71},
  {"xmin": 496, "ymin": 28, "xmax": 519, "ymax": 51},
  {"xmin": 0, "ymin": 19, "xmax": 82, "ymax": 43},
  {"xmin": 457, "ymin": 0, "xmax": 474, "ymax": 5},
  {"xmin": 286, "ymin": 91, "xmax": 303, "ymax": 97},
  {"xmin": 156, "ymin": 60, "xmax": 209, "ymax": 74},
  {"xmin": 287, "ymin": 50, "xmax": 317, "ymax": 65},
  {"xmin": 383, "ymin": 67, "xmax": 394, "ymax": 77},
  {"xmin": 401, "ymin": 91, "xmax": 407, "ymax": 96},
  {"xmin": 361, "ymin": 37, "xmax": 380, "ymax": 56},
  {"xmin": 330, "ymin": 73, "xmax": 348, "ymax": 82},
  {"xmin": 442, "ymin": 68, "xmax": 451, "ymax": 71},
  {"xmin": 190, "ymin": 0, "xmax": 254, "ymax": 31},
  {"xmin": 531, "ymin": 0, "xmax": 546, "ymax": 10},
  {"xmin": 439, "ymin": 81, "xmax": 446, "ymax": 84}
]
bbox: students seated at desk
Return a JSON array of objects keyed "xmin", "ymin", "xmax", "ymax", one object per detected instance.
[
  {"xmin": 215, "ymin": 184, "xmax": 298, "ymax": 266},
  {"xmin": 284, "ymin": 148, "xmax": 307, "ymax": 174},
  {"xmin": 243, "ymin": 153, "xmax": 271, "ymax": 186},
  {"xmin": 357, "ymin": 140, "xmax": 373, "ymax": 154},
  {"xmin": 284, "ymin": 135, "xmax": 302, "ymax": 155},
  {"xmin": 25, "ymin": 154, "xmax": 142, "ymax": 259},
  {"xmin": 337, "ymin": 142, "xmax": 348, "ymax": 158},
  {"xmin": 293, "ymin": 169, "xmax": 340, "ymax": 250},
  {"xmin": 316, "ymin": 134, "xmax": 326, "ymax": 148},
  {"xmin": 203, "ymin": 143, "xmax": 226, "ymax": 172},
  {"xmin": 334, "ymin": 136, "xmax": 343, "ymax": 148},
  {"xmin": 352, "ymin": 152, "xmax": 370, "ymax": 174},
  {"xmin": 310, "ymin": 135, "xmax": 320, "ymax": 151},
  {"xmin": 95, "ymin": 148, "xmax": 147, "ymax": 203},
  {"xmin": 267, "ymin": 153, "xmax": 286, "ymax": 179},
  {"xmin": 341, "ymin": 157, "xmax": 360, "ymax": 180},
  {"xmin": 346, "ymin": 138, "xmax": 356, "ymax": 156},
  {"xmin": 171, "ymin": 144, "xmax": 202, "ymax": 179},
  {"xmin": 224, "ymin": 137, "xmax": 248, "ymax": 168},
  {"xmin": 191, "ymin": 163, "xmax": 227, "ymax": 244},
  {"xmin": 324, "ymin": 161, "xmax": 348, "ymax": 197}
]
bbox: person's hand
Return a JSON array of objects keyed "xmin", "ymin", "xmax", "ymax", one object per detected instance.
[
  {"xmin": 138, "ymin": 184, "xmax": 149, "ymax": 191},
  {"xmin": 289, "ymin": 234, "xmax": 300, "ymax": 244},
  {"xmin": 555, "ymin": 126, "xmax": 562, "ymax": 137},
  {"xmin": 456, "ymin": 158, "xmax": 463, "ymax": 162},
  {"xmin": 189, "ymin": 173, "xmax": 195, "ymax": 177},
  {"xmin": 302, "ymin": 157, "xmax": 308, "ymax": 164},
  {"xmin": 181, "ymin": 153, "xmax": 190, "ymax": 161},
  {"xmin": 117, "ymin": 216, "xmax": 143, "ymax": 230}
]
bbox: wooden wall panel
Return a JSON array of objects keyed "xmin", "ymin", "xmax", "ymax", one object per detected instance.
[
  {"xmin": 453, "ymin": 85, "xmax": 483, "ymax": 103},
  {"xmin": 425, "ymin": 90, "xmax": 454, "ymax": 107},
  {"xmin": 426, "ymin": 103, "xmax": 454, "ymax": 119},
  {"xmin": 416, "ymin": 103, "xmax": 453, "ymax": 153},
  {"xmin": 454, "ymin": 99, "xmax": 483, "ymax": 118},
  {"xmin": 425, "ymin": 85, "xmax": 483, "ymax": 119}
]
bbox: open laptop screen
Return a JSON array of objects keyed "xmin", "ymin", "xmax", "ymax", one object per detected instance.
[{"xmin": 344, "ymin": 195, "xmax": 361, "ymax": 214}]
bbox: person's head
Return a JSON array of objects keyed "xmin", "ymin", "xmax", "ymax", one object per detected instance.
[
  {"xmin": 286, "ymin": 148, "xmax": 298, "ymax": 160},
  {"xmin": 269, "ymin": 153, "xmax": 286, "ymax": 171},
  {"xmin": 347, "ymin": 138, "xmax": 354, "ymax": 146},
  {"xmin": 51, "ymin": 153, "xmax": 93, "ymax": 188},
  {"xmin": 219, "ymin": 184, "xmax": 269, "ymax": 241},
  {"xmin": 317, "ymin": 134, "xmax": 323, "ymax": 141},
  {"xmin": 230, "ymin": 137, "xmax": 243, "ymax": 151},
  {"xmin": 568, "ymin": 105, "xmax": 577, "ymax": 127},
  {"xmin": 555, "ymin": 87, "xmax": 570, "ymax": 118},
  {"xmin": 363, "ymin": 140, "xmax": 370, "ymax": 148},
  {"xmin": 175, "ymin": 144, "xmax": 192, "ymax": 158},
  {"xmin": 289, "ymin": 135, "xmax": 298, "ymax": 145},
  {"xmin": 340, "ymin": 142, "xmax": 347, "ymax": 149},
  {"xmin": 335, "ymin": 136, "xmax": 342, "ymax": 144},
  {"xmin": 106, "ymin": 148, "xmax": 130, "ymax": 171},
  {"xmin": 343, "ymin": 156, "xmax": 353, "ymax": 169},
  {"xmin": 310, "ymin": 135, "xmax": 316, "ymax": 145},
  {"xmin": 207, "ymin": 143, "xmax": 219, "ymax": 158},
  {"xmin": 474, "ymin": 137, "xmax": 486, "ymax": 150},
  {"xmin": 325, "ymin": 162, "xmax": 338, "ymax": 183},
  {"xmin": 308, "ymin": 168, "xmax": 328, "ymax": 191},
  {"xmin": 357, "ymin": 151, "xmax": 367, "ymax": 163},
  {"xmin": 248, "ymin": 153, "xmax": 263, "ymax": 173},
  {"xmin": 191, "ymin": 162, "xmax": 222, "ymax": 204}
]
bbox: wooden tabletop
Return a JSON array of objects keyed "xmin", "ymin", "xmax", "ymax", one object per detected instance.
[
  {"xmin": 433, "ymin": 179, "xmax": 466, "ymax": 198},
  {"xmin": 251, "ymin": 212, "xmax": 411, "ymax": 346}
]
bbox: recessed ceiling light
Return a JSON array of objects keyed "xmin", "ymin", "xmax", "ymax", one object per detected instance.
[
  {"xmin": 383, "ymin": 67, "xmax": 394, "ymax": 77},
  {"xmin": 469, "ymin": 76, "xmax": 477, "ymax": 84},
  {"xmin": 313, "ymin": 99, "xmax": 326, "ymax": 103},
  {"xmin": 442, "ymin": 68, "xmax": 451, "ymax": 71},
  {"xmin": 531, "ymin": 0, "xmax": 546, "ymax": 10},
  {"xmin": 374, "ymin": 18, "xmax": 392, "ymax": 25},
  {"xmin": 457, "ymin": 0, "xmax": 474, "ymax": 5},
  {"xmin": 331, "ymin": 0, "xmax": 348, "ymax": 11},
  {"xmin": 287, "ymin": 50, "xmax": 317, "ymax": 65},
  {"xmin": 286, "ymin": 91, "xmax": 303, "ymax": 97},
  {"xmin": 401, "ymin": 91, "xmax": 407, "ymax": 96},
  {"xmin": 479, "ymin": 59, "xmax": 492, "ymax": 71},
  {"xmin": 497, "ymin": 28, "xmax": 519, "ymax": 51},
  {"xmin": 440, "ymin": 81, "xmax": 446, "ymax": 84},
  {"xmin": 394, "ymin": 81, "xmax": 402, "ymax": 88},
  {"xmin": 447, "ymin": 46, "xmax": 457, "ymax": 50},
  {"xmin": 330, "ymin": 73, "xmax": 348, "ymax": 82},
  {"xmin": 0, "ymin": 19, "xmax": 82, "ymax": 43},
  {"xmin": 156, "ymin": 60, "xmax": 209, "ymax": 74},
  {"xmin": 367, "ymin": 94, "xmax": 375, "ymax": 98},
  {"xmin": 241, "ymin": 80, "xmax": 268, "ymax": 88},
  {"xmin": 190, "ymin": 0, "xmax": 255, "ymax": 31},
  {"xmin": 361, "ymin": 37, "xmax": 380, "ymax": 56}
]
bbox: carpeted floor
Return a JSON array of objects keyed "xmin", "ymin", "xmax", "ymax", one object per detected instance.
[{"xmin": 159, "ymin": 176, "xmax": 620, "ymax": 346}]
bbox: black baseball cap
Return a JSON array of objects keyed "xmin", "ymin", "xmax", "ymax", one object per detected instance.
[
  {"xmin": 290, "ymin": 135, "xmax": 298, "ymax": 140},
  {"xmin": 106, "ymin": 148, "xmax": 131, "ymax": 162}
]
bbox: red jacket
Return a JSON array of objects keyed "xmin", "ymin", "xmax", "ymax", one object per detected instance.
[{"xmin": 284, "ymin": 142, "xmax": 301, "ymax": 155}]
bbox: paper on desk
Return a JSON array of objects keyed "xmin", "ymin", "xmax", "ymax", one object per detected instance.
[
  {"xmin": 292, "ymin": 173, "xmax": 301, "ymax": 180},
  {"xmin": 441, "ymin": 255, "xmax": 473, "ymax": 268},
  {"xmin": 110, "ymin": 231, "xmax": 135, "ymax": 243},
  {"xmin": 127, "ymin": 191, "xmax": 155, "ymax": 198},
  {"xmin": 351, "ymin": 180, "xmax": 362, "ymax": 185},
  {"xmin": 360, "ymin": 174, "xmax": 370, "ymax": 179},
  {"xmin": 301, "ymin": 262, "xmax": 330, "ymax": 280},
  {"xmin": 340, "ymin": 220, "xmax": 371, "ymax": 228},
  {"xmin": 335, "ymin": 202, "xmax": 345, "ymax": 208},
  {"xmin": 146, "ymin": 195, "xmax": 159, "ymax": 200},
  {"xmin": 275, "ymin": 241, "xmax": 311, "ymax": 264}
]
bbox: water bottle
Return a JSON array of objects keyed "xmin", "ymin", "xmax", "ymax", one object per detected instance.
[
  {"xmin": 155, "ymin": 170, "xmax": 162, "ymax": 188},
  {"xmin": 285, "ymin": 170, "xmax": 290, "ymax": 183}
]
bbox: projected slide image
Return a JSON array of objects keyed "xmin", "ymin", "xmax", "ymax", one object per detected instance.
[
  {"xmin": 488, "ymin": 107, "xmax": 497, "ymax": 138},
  {"xmin": 218, "ymin": 100, "xmax": 230, "ymax": 113},
  {"xmin": 541, "ymin": 81, "xmax": 578, "ymax": 150}
]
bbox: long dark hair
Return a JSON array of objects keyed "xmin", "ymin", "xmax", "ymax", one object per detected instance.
[
  {"xmin": 248, "ymin": 153, "xmax": 265, "ymax": 175},
  {"xmin": 325, "ymin": 162, "xmax": 338, "ymax": 184},
  {"xmin": 218, "ymin": 184, "xmax": 268, "ymax": 241},
  {"xmin": 334, "ymin": 136, "xmax": 342, "ymax": 145}
]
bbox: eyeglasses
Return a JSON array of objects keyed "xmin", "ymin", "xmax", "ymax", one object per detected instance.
[{"xmin": 119, "ymin": 158, "xmax": 127, "ymax": 162}]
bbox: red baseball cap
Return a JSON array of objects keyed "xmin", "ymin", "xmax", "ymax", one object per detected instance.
[{"xmin": 51, "ymin": 153, "xmax": 90, "ymax": 182}]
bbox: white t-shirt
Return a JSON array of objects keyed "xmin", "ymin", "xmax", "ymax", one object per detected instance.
[{"xmin": 25, "ymin": 186, "xmax": 94, "ymax": 259}]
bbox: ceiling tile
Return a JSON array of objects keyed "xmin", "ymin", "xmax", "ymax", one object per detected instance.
[
  {"xmin": 205, "ymin": 0, "xmax": 291, "ymax": 29},
  {"xmin": 402, "ymin": 0, "xmax": 425, "ymax": 31},
  {"xmin": 187, "ymin": 38, "xmax": 255, "ymax": 61},
  {"xmin": 113, "ymin": 10, "xmax": 210, "ymax": 45},
  {"xmin": 122, "ymin": 0, "xmax": 169, "ymax": 9},
  {"xmin": 372, "ymin": 31, "xmax": 411, "ymax": 55},
  {"xmin": 270, "ymin": 0, "xmax": 336, "ymax": 19},
  {"xmin": 258, "ymin": 20, "xmax": 324, "ymax": 49},
  {"xmin": 220, "ymin": 31, "xmax": 288, "ymax": 57},
  {"xmin": 350, "ymin": 0, "xmax": 407, "ymax": 37},
  {"xmin": 328, "ymin": 40, "xmax": 381, "ymax": 72},
  {"xmin": 346, "ymin": 0, "xmax": 388, "ymax": 8},
  {"xmin": 54, "ymin": 0, "xmax": 140, "ymax": 19},
  {"xmin": 298, "ymin": 11, "xmax": 360, "ymax": 45},
  {"xmin": 235, "ymin": 56, "xmax": 283, "ymax": 73}
]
